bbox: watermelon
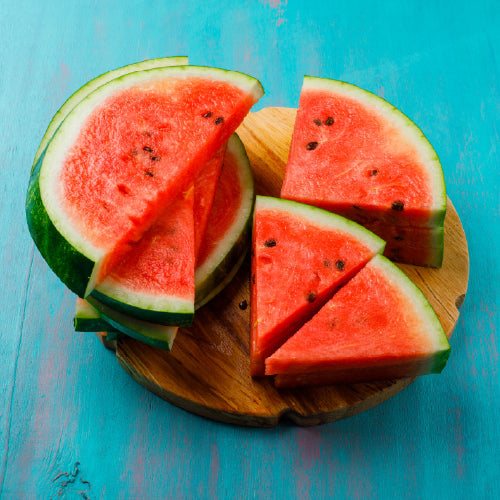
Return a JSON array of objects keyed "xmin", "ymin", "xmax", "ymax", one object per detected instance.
[
  {"xmin": 74, "ymin": 133, "xmax": 254, "ymax": 345},
  {"xmin": 250, "ymin": 196, "xmax": 385, "ymax": 376},
  {"xmin": 26, "ymin": 65, "xmax": 264, "ymax": 298},
  {"xmin": 280, "ymin": 76, "xmax": 446, "ymax": 267},
  {"xmin": 266, "ymin": 254, "xmax": 450, "ymax": 387}
]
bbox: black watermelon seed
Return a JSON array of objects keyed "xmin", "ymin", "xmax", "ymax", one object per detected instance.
[
  {"xmin": 394, "ymin": 236, "xmax": 404, "ymax": 241},
  {"xmin": 369, "ymin": 169, "xmax": 379, "ymax": 176},
  {"xmin": 238, "ymin": 300, "xmax": 248, "ymax": 310},
  {"xmin": 150, "ymin": 156, "xmax": 160, "ymax": 161},
  {"xmin": 353, "ymin": 205, "xmax": 361, "ymax": 210},
  {"xmin": 251, "ymin": 274, "xmax": 256, "ymax": 284},
  {"xmin": 143, "ymin": 146, "xmax": 153, "ymax": 152},
  {"xmin": 392, "ymin": 200, "xmax": 405, "ymax": 211},
  {"xmin": 203, "ymin": 112, "xmax": 213, "ymax": 118},
  {"xmin": 306, "ymin": 141, "xmax": 319, "ymax": 150},
  {"xmin": 336, "ymin": 259, "xmax": 345, "ymax": 271},
  {"xmin": 325, "ymin": 116, "xmax": 334, "ymax": 126},
  {"xmin": 264, "ymin": 239, "xmax": 277, "ymax": 247},
  {"xmin": 144, "ymin": 170, "xmax": 154, "ymax": 177},
  {"xmin": 313, "ymin": 119, "xmax": 322, "ymax": 126},
  {"xmin": 214, "ymin": 117, "xmax": 224, "ymax": 125},
  {"xmin": 307, "ymin": 292, "xmax": 317, "ymax": 303}
]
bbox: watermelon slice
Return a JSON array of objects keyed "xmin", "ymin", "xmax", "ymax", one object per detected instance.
[
  {"xmin": 280, "ymin": 77, "xmax": 446, "ymax": 267},
  {"xmin": 85, "ymin": 295, "xmax": 178, "ymax": 350},
  {"xmin": 91, "ymin": 185, "xmax": 196, "ymax": 326},
  {"xmin": 27, "ymin": 65, "xmax": 264, "ymax": 297},
  {"xmin": 281, "ymin": 76, "xmax": 446, "ymax": 228},
  {"xmin": 74, "ymin": 298, "xmax": 175, "ymax": 349},
  {"xmin": 266, "ymin": 254, "xmax": 450, "ymax": 387},
  {"xmin": 250, "ymin": 196, "xmax": 385, "ymax": 376}
]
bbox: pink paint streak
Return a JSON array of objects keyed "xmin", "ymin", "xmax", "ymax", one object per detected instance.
[{"xmin": 266, "ymin": 0, "xmax": 288, "ymax": 27}]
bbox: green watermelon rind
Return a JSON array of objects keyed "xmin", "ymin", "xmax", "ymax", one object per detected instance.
[
  {"xmin": 33, "ymin": 56, "xmax": 189, "ymax": 168},
  {"xmin": 90, "ymin": 286, "xmax": 194, "ymax": 327},
  {"xmin": 85, "ymin": 296, "xmax": 177, "ymax": 350},
  {"xmin": 73, "ymin": 298, "xmax": 118, "ymax": 333},
  {"xmin": 370, "ymin": 254, "xmax": 450, "ymax": 368},
  {"xmin": 195, "ymin": 134, "xmax": 255, "ymax": 308},
  {"xmin": 255, "ymin": 195, "xmax": 387, "ymax": 255},
  {"xmin": 29, "ymin": 65, "xmax": 264, "ymax": 298},
  {"xmin": 302, "ymin": 76, "xmax": 447, "ymax": 227}
]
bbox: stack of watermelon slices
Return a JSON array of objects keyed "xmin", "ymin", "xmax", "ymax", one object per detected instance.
[
  {"xmin": 251, "ymin": 77, "xmax": 450, "ymax": 387},
  {"xmin": 250, "ymin": 196, "xmax": 450, "ymax": 386},
  {"xmin": 281, "ymin": 77, "xmax": 447, "ymax": 268},
  {"xmin": 26, "ymin": 57, "xmax": 263, "ymax": 348}
]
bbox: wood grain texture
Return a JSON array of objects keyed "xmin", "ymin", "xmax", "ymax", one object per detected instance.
[{"xmin": 111, "ymin": 107, "xmax": 469, "ymax": 427}]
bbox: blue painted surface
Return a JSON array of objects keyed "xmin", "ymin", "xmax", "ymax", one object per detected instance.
[{"xmin": 1, "ymin": 0, "xmax": 498, "ymax": 498}]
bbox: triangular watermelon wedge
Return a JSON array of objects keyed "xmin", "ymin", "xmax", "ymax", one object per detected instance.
[
  {"xmin": 27, "ymin": 65, "xmax": 263, "ymax": 297},
  {"xmin": 250, "ymin": 196, "xmax": 385, "ymax": 376},
  {"xmin": 91, "ymin": 185, "xmax": 196, "ymax": 325},
  {"xmin": 280, "ymin": 77, "xmax": 446, "ymax": 229},
  {"xmin": 266, "ymin": 254, "xmax": 450, "ymax": 387}
]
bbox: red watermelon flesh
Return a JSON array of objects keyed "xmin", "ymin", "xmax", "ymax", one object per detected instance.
[
  {"xmin": 194, "ymin": 144, "xmax": 225, "ymax": 261},
  {"xmin": 266, "ymin": 254, "xmax": 450, "ymax": 388},
  {"xmin": 250, "ymin": 196, "xmax": 385, "ymax": 376},
  {"xmin": 280, "ymin": 77, "xmax": 446, "ymax": 229},
  {"xmin": 58, "ymin": 73, "xmax": 261, "ymax": 288}
]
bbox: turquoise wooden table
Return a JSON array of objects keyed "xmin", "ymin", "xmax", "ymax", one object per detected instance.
[{"xmin": 1, "ymin": 0, "xmax": 498, "ymax": 498}]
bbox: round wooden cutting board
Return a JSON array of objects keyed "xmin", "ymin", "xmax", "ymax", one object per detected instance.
[{"xmin": 106, "ymin": 107, "xmax": 469, "ymax": 427}]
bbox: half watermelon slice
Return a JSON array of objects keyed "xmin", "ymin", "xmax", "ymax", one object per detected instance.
[
  {"xmin": 27, "ymin": 65, "xmax": 264, "ymax": 297},
  {"xmin": 266, "ymin": 254, "xmax": 450, "ymax": 387},
  {"xmin": 280, "ymin": 76, "xmax": 446, "ymax": 266},
  {"xmin": 250, "ymin": 196, "xmax": 385, "ymax": 376}
]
